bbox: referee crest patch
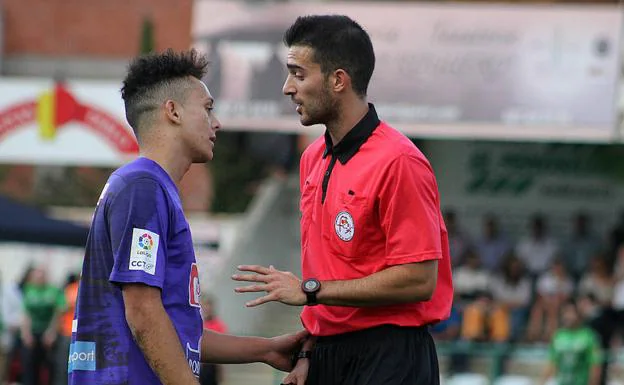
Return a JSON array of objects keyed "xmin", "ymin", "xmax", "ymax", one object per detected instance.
[{"xmin": 335, "ymin": 211, "xmax": 355, "ymax": 241}]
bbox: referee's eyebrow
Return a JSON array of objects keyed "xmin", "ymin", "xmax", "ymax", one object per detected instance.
[{"xmin": 287, "ymin": 63, "xmax": 304, "ymax": 72}]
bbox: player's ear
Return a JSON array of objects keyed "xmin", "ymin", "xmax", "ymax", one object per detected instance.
[
  {"xmin": 164, "ymin": 100, "xmax": 182, "ymax": 125},
  {"xmin": 332, "ymin": 69, "xmax": 350, "ymax": 93}
]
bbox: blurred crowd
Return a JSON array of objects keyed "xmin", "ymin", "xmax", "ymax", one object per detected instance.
[
  {"xmin": 2, "ymin": 209, "xmax": 623, "ymax": 384},
  {"xmin": 0, "ymin": 263, "xmax": 229, "ymax": 385},
  {"xmin": 0, "ymin": 265, "xmax": 78, "ymax": 385},
  {"xmin": 432, "ymin": 210, "xmax": 624, "ymax": 376}
]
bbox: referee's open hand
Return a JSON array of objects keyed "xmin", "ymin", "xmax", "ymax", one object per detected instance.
[{"xmin": 232, "ymin": 264, "xmax": 306, "ymax": 307}]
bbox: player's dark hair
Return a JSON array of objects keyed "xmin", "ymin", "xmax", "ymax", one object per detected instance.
[
  {"xmin": 283, "ymin": 15, "xmax": 375, "ymax": 97},
  {"xmin": 121, "ymin": 48, "xmax": 209, "ymax": 136}
]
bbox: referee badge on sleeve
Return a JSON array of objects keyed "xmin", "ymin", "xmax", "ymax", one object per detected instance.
[{"xmin": 335, "ymin": 211, "xmax": 355, "ymax": 241}]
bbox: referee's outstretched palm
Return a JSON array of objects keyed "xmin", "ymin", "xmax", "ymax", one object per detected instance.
[{"xmin": 232, "ymin": 265, "xmax": 306, "ymax": 307}]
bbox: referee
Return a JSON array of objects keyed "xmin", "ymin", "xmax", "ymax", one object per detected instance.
[{"xmin": 233, "ymin": 15, "xmax": 453, "ymax": 385}]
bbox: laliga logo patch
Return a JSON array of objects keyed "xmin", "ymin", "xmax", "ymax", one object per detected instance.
[
  {"xmin": 129, "ymin": 228, "xmax": 159, "ymax": 275},
  {"xmin": 335, "ymin": 211, "xmax": 355, "ymax": 241},
  {"xmin": 189, "ymin": 263, "xmax": 201, "ymax": 308}
]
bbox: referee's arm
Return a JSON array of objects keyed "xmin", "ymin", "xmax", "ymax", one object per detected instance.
[
  {"xmin": 315, "ymin": 261, "xmax": 437, "ymax": 307},
  {"xmin": 316, "ymin": 154, "xmax": 441, "ymax": 307}
]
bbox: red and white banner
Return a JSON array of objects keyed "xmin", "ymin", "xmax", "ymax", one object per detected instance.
[{"xmin": 0, "ymin": 78, "xmax": 138, "ymax": 166}]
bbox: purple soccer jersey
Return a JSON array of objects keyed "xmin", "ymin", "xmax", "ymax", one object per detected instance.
[{"xmin": 69, "ymin": 157, "xmax": 203, "ymax": 385}]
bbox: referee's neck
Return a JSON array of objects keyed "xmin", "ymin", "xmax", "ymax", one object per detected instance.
[{"xmin": 327, "ymin": 98, "xmax": 369, "ymax": 145}]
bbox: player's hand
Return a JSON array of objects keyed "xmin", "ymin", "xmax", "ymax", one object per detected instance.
[
  {"xmin": 263, "ymin": 329, "xmax": 309, "ymax": 372},
  {"xmin": 281, "ymin": 356, "xmax": 310, "ymax": 385},
  {"xmin": 232, "ymin": 265, "xmax": 306, "ymax": 307}
]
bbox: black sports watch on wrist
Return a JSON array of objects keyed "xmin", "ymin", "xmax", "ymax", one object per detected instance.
[
  {"xmin": 297, "ymin": 350, "xmax": 312, "ymax": 359},
  {"xmin": 301, "ymin": 278, "xmax": 321, "ymax": 306},
  {"xmin": 291, "ymin": 350, "xmax": 312, "ymax": 367}
]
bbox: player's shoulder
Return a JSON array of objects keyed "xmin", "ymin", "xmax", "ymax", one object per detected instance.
[
  {"xmin": 97, "ymin": 159, "xmax": 172, "ymax": 213},
  {"xmin": 113, "ymin": 158, "xmax": 166, "ymax": 182},
  {"xmin": 109, "ymin": 158, "xmax": 168, "ymax": 192}
]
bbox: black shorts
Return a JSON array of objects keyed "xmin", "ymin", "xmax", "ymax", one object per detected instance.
[
  {"xmin": 306, "ymin": 324, "xmax": 439, "ymax": 385},
  {"xmin": 199, "ymin": 363, "xmax": 218, "ymax": 385}
]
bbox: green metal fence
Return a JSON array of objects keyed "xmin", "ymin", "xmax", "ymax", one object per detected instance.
[{"xmin": 270, "ymin": 341, "xmax": 624, "ymax": 384}]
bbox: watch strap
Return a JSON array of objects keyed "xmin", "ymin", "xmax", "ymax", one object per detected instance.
[
  {"xmin": 291, "ymin": 350, "xmax": 312, "ymax": 367},
  {"xmin": 306, "ymin": 291, "xmax": 318, "ymax": 306}
]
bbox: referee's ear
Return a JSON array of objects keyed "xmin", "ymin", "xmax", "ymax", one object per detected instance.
[{"xmin": 331, "ymin": 69, "xmax": 351, "ymax": 94}]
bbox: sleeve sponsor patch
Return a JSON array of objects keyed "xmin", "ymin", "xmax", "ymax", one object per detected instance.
[
  {"xmin": 129, "ymin": 228, "xmax": 159, "ymax": 275},
  {"xmin": 68, "ymin": 341, "xmax": 96, "ymax": 373}
]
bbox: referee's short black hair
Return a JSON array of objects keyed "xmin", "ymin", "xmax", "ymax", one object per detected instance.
[
  {"xmin": 283, "ymin": 15, "xmax": 375, "ymax": 98},
  {"xmin": 121, "ymin": 49, "xmax": 209, "ymax": 138}
]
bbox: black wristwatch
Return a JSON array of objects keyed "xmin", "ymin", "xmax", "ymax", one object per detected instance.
[
  {"xmin": 301, "ymin": 278, "xmax": 321, "ymax": 306},
  {"xmin": 291, "ymin": 350, "xmax": 312, "ymax": 367}
]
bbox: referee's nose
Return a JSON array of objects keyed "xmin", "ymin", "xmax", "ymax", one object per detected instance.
[{"xmin": 283, "ymin": 75, "xmax": 295, "ymax": 96}]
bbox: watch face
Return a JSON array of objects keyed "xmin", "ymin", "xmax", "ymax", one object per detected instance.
[{"xmin": 303, "ymin": 279, "xmax": 320, "ymax": 293}]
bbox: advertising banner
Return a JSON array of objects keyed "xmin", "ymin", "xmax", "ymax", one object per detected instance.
[
  {"xmin": 0, "ymin": 78, "xmax": 138, "ymax": 166},
  {"xmin": 193, "ymin": 1, "xmax": 622, "ymax": 142},
  {"xmin": 425, "ymin": 140, "xmax": 624, "ymax": 241}
]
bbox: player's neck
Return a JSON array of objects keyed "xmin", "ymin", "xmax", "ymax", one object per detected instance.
[
  {"xmin": 140, "ymin": 140, "xmax": 191, "ymax": 185},
  {"xmin": 326, "ymin": 98, "xmax": 369, "ymax": 145}
]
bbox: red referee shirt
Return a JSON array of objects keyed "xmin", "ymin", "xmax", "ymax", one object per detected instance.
[{"xmin": 299, "ymin": 104, "xmax": 453, "ymax": 337}]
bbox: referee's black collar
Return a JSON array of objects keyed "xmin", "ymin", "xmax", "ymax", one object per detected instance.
[{"xmin": 322, "ymin": 103, "xmax": 380, "ymax": 165}]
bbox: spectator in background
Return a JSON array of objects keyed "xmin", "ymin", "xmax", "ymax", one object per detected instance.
[
  {"xmin": 430, "ymin": 305, "xmax": 461, "ymax": 342},
  {"xmin": 475, "ymin": 214, "xmax": 511, "ymax": 273},
  {"xmin": 612, "ymin": 245, "xmax": 624, "ymax": 346},
  {"xmin": 489, "ymin": 254, "xmax": 532, "ymax": 342},
  {"xmin": 614, "ymin": 241, "xmax": 624, "ymax": 281},
  {"xmin": 54, "ymin": 273, "xmax": 79, "ymax": 385},
  {"xmin": 608, "ymin": 211, "xmax": 624, "ymax": 268},
  {"xmin": 578, "ymin": 257, "xmax": 614, "ymax": 310},
  {"xmin": 444, "ymin": 209, "xmax": 472, "ymax": 265},
  {"xmin": 0, "ymin": 272, "xmax": 10, "ymax": 385},
  {"xmin": 540, "ymin": 300, "xmax": 602, "ymax": 385},
  {"xmin": 461, "ymin": 292, "xmax": 510, "ymax": 343},
  {"xmin": 3, "ymin": 265, "xmax": 32, "ymax": 384},
  {"xmin": 462, "ymin": 254, "xmax": 531, "ymax": 343},
  {"xmin": 453, "ymin": 249, "xmax": 490, "ymax": 306},
  {"xmin": 20, "ymin": 266, "xmax": 65, "ymax": 385},
  {"xmin": 527, "ymin": 259, "xmax": 574, "ymax": 343},
  {"xmin": 430, "ymin": 303, "xmax": 465, "ymax": 374},
  {"xmin": 579, "ymin": 294, "xmax": 615, "ymax": 385},
  {"xmin": 453, "ymin": 250, "xmax": 496, "ymax": 342},
  {"xmin": 563, "ymin": 213, "xmax": 602, "ymax": 281},
  {"xmin": 516, "ymin": 214, "xmax": 559, "ymax": 278},
  {"xmin": 200, "ymin": 295, "xmax": 228, "ymax": 385}
]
